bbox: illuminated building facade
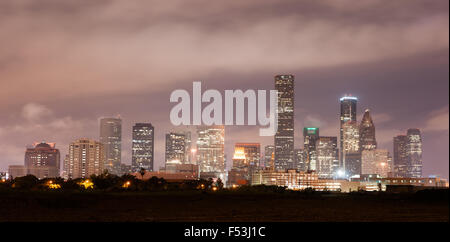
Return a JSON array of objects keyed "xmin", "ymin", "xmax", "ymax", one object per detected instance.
[
  {"xmin": 234, "ymin": 143, "xmax": 260, "ymax": 167},
  {"xmin": 340, "ymin": 96, "xmax": 357, "ymax": 168},
  {"xmin": 251, "ymin": 169, "xmax": 319, "ymax": 189},
  {"xmin": 65, "ymin": 138, "xmax": 105, "ymax": 179},
  {"xmin": 361, "ymin": 149, "xmax": 391, "ymax": 177},
  {"xmin": 183, "ymin": 131, "xmax": 192, "ymax": 164},
  {"xmin": 99, "ymin": 117, "xmax": 122, "ymax": 175},
  {"xmin": 228, "ymin": 147, "xmax": 251, "ymax": 186},
  {"xmin": 315, "ymin": 136, "xmax": 338, "ymax": 178},
  {"xmin": 303, "ymin": 127, "xmax": 319, "ymax": 171},
  {"xmin": 342, "ymin": 121, "xmax": 361, "ymax": 177},
  {"xmin": 274, "ymin": 75, "xmax": 295, "ymax": 171},
  {"xmin": 264, "ymin": 145, "xmax": 275, "ymax": 169},
  {"xmin": 227, "ymin": 143, "xmax": 260, "ymax": 186},
  {"xmin": 406, "ymin": 129, "xmax": 423, "ymax": 178},
  {"xmin": 393, "ymin": 129, "xmax": 423, "ymax": 178},
  {"xmin": 196, "ymin": 125, "xmax": 225, "ymax": 173},
  {"xmin": 359, "ymin": 109, "xmax": 377, "ymax": 151},
  {"xmin": 251, "ymin": 169, "xmax": 359, "ymax": 192},
  {"xmin": 132, "ymin": 123, "xmax": 154, "ymax": 172},
  {"xmin": 294, "ymin": 149, "xmax": 306, "ymax": 172},
  {"xmin": 393, "ymin": 135, "xmax": 408, "ymax": 177},
  {"xmin": 165, "ymin": 132, "xmax": 188, "ymax": 164},
  {"xmin": 24, "ymin": 142, "xmax": 60, "ymax": 179}
]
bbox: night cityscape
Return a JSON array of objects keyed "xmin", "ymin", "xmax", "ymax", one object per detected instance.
[{"xmin": 0, "ymin": 0, "xmax": 448, "ymax": 238}]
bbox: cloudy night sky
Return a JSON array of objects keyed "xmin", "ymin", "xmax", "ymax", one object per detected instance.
[{"xmin": 0, "ymin": 0, "xmax": 448, "ymax": 178}]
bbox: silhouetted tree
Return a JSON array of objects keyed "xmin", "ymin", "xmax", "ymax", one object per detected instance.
[
  {"xmin": 139, "ymin": 168, "xmax": 146, "ymax": 180},
  {"xmin": 12, "ymin": 175, "xmax": 38, "ymax": 190},
  {"xmin": 90, "ymin": 171, "xmax": 120, "ymax": 190},
  {"xmin": 216, "ymin": 178, "xmax": 224, "ymax": 190},
  {"xmin": 61, "ymin": 178, "xmax": 83, "ymax": 190}
]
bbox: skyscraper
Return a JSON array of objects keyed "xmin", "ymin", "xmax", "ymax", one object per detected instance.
[
  {"xmin": 196, "ymin": 125, "xmax": 225, "ymax": 173},
  {"xmin": 303, "ymin": 127, "xmax": 319, "ymax": 171},
  {"xmin": 274, "ymin": 75, "xmax": 295, "ymax": 171},
  {"xmin": 406, "ymin": 129, "xmax": 423, "ymax": 178},
  {"xmin": 264, "ymin": 145, "xmax": 275, "ymax": 169},
  {"xmin": 24, "ymin": 142, "xmax": 60, "ymax": 179},
  {"xmin": 342, "ymin": 121, "xmax": 361, "ymax": 177},
  {"xmin": 65, "ymin": 138, "xmax": 105, "ymax": 179},
  {"xmin": 132, "ymin": 123, "xmax": 154, "ymax": 172},
  {"xmin": 393, "ymin": 135, "xmax": 408, "ymax": 177},
  {"xmin": 183, "ymin": 131, "xmax": 192, "ymax": 164},
  {"xmin": 232, "ymin": 146, "xmax": 247, "ymax": 170},
  {"xmin": 315, "ymin": 136, "xmax": 339, "ymax": 178},
  {"xmin": 228, "ymin": 147, "xmax": 252, "ymax": 186},
  {"xmin": 360, "ymin": 109, "xmax": 377, "ymax": 151},
  {"xmin": 294, "ymin": 149, "xmax": 306, "ymax": 172},
  {"xmin": 165, "ymin": 132, "xmax": 187, "ymax": 164},
  {"xmin": 361, "ymin": 149, "xmax": 391, "ymax": 177},
  {"xmin": 99, "ymin": 117, "xmax": 122, "ymax": 175},
  {"xmin": 393, "ymin": 129, "xmax": 423, "ymax": 178},
  {"xmin": 234, "ymin": 143, "xmax": 261, "ymax": 167},
  {"xmin": 340, "ymin": 96, "xmax": 357, "ymax": 168}
]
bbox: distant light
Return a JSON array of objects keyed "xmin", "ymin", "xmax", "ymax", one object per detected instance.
[
  {"xmin": 122, "ymin": 181, "xmax": 131, "ymax": 188},
  {"xmin": 337, "ymin": 169, "xmax": 346, "ymax": 178},
  {"xmin": 340, "ymin": 96, "xmax": 358, "ymax": 101}
]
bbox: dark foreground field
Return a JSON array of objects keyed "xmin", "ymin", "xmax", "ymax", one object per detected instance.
[{"xmin": 0, "ymin": 190, "xmax": 448, "ymax": 222}]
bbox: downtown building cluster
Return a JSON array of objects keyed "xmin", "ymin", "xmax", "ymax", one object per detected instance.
[{"xmin": 5, "ymin": 75, "xmax": 442, "ymax": 191}]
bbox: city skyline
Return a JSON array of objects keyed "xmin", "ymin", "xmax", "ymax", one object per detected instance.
[
  {"xmin": 1, "ymin": 89, "xmax": 439, "ymax": 179},
  {"xmin": 0, "ymin": 0, "xmax": 448, "ymax": 179}
]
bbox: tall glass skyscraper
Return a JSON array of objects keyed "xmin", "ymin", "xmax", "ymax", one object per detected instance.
[
  {"xmin": 303, "ymin": 127, "xmax": 319, "ymax": 171},
  {"xmin": 359, "ymin": 109, "xmax": 377, "ymax": 151},
  {"xmin": 165, "ymin": 132, "xmax": 187, "ymax": 164},
  {"xmin": 196, "ymin": 125, "xmax": 225, "ymax": 173},
  {"xmin": 342, "ymin": 121, "xmax": 361, "ymax": 177},
  {"xmin": 393, "ymin": 135, "xmax": 408, "ymax": 177},
  {"xmin": 406, "ymin": 128, "xmax": 423, "ymax": 178},
  {"xmin": 340, "ymin": 96, "xmax": 358, "ymax": 173},
  {"xmin": 294, "ymin": 149, "xmax": 306, "ymax": 172},
  {"xmin": 100, "ymin": 117, "xmax": 122, "ymax": 175},
  {"xmin": 132, "ymin": 123, "xmax": 154, "ymax": 172},
  {"xmin": 393, "ymin": 129, "xmax": 423, "ymax": 178},
  {"xmin": 264, "ymin": 145, "xmax": 275, "ymax": 169},
  {"xmin": 274, "ymin": 75, "xmax": 295, "ymax": 171},
  {"xmin": 315, "ymin": 136, "xmax": 338, "ymax": 178}
]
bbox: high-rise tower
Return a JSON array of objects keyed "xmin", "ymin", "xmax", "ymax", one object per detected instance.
[
  {"xmin": 315, "ymin": 136, "xmax": 339, "ymax": 178},
  {"xmin": 196, "ymin": 125, "xmax": 225, "ymax": 173},
  {"xmin": 132, "ymin": 123, "xmax": 154, "ymax": 172},
  {"xmin": 165, "ymin": 132, "xmax": 187, "ymax": 165},
  {"xmin": 25, "ymin": 142, "xmax": 60, "ymax": 179},
  {"xmin": 99, "ymin": 117, "xmax": 122, "ymax": 175},
  {"xmin": 303, "ymin": 127, "xmax": 319, "ymax": 171},
  {"xmin": 65, "ymin": 138, "xmax": 105, "ymax": 179},
  {"xmin": 393, "ymin": 129, "xmax": 423, "ymax": 178},
  {"xmin": 274, "ymin": 75, "xmax": 295, "ymax": 171},
  {"xmin": 393, "ymin": 135, "xmax": 408, "ymax": 177},
  {"xmin": 342, "ymin": 121, "xmax": 361, "ymax": 177},
  {"xmin": 360, "ymin": 109, "xmax": 377, "ymax": 151},
  {"xmin": 340, "ymin": 96, "xmax": 358, "ymax": 172},
  {"xmin": 406, "ymin": 129, "xmax": 423, "ymax": 178}
]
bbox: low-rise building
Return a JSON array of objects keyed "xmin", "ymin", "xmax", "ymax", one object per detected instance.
[{"xmin": 8, "ymin": 165, "xmax": 27, "ymax": 179}]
